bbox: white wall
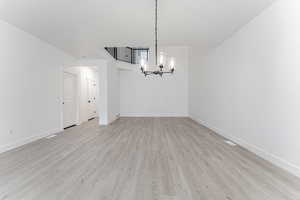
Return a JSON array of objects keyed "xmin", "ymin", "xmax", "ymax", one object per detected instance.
[
  {"xmin": 107, "ymin": 59, "xmax": 120, "ymax": 122},
  {"xmin": 189, "ymin": 0, "xmax": 300, "ymax": 177},
  {"xmin": 120, "ymin": 46, "xmax": 189, "ymax": 117},
  {"xmin": 63, "ymin": 67, "xmax": 99, "ymax": 124},
  {"xmin": 0, "ymin": 20, "xmax": 75, "ymax": 153}
]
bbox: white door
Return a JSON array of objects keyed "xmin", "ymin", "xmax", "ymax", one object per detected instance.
[
  {"xmin": 63, "ymin": 72, "xmax": 77, "ymax": 128},
  {"xmin": 87, "ymin": 79, "xmax": 97, "ymax": 119}
]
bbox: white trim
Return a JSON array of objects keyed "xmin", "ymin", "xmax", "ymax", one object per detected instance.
[
  {"xmin": 60, "ymin": 65, "xmax": 64, "ymax": 131},
  {"xmin": 190, "ymin": 115, "xmax": 300, "ymax": 178},
  {"xmin": 0, "ymin": 128, "xmax": 61, "ymax": 154}
]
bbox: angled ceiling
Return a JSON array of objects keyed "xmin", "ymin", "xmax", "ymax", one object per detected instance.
[{"xmin": 0, "ymin": 0, "xmax": 274, "ymax": 58}]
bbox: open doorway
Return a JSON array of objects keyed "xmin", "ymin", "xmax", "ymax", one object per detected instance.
[{"xmin": 62, "ymin": 66, "xmax": 99, "ymax": 129}]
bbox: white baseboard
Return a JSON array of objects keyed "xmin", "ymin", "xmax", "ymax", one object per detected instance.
[
  {"xmin": 0, "ymin": 128, "xmax": 61, "ymax": 154},
  {"xmin": 190, "ymin": 115, "xmax": 300, "ymax": 178}
]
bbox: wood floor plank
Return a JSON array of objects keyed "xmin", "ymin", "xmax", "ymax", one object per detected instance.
[{"xmin": 0, "ymin": 117, "xmax": 299, "ymax": 200}]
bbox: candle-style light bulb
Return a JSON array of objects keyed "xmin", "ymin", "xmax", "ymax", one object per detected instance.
[
  {"xmin": 170, "ymin": 58, "xmax": 175, "ymax": 70},
  {"xmin": 159, "ymin": 53, "xmax": 164, "ymax": 65},
  {"xmin": 141, "ymin": 59, "xmax": 145, "ymax": 67},
  {"xmin": 141, "ymin": 59, "xmax": 146, "ymax": 71}
]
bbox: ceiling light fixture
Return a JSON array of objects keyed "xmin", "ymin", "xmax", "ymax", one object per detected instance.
[{"xmin": 140, "ymin": 0, "xmax": 175, "ymax": 77}]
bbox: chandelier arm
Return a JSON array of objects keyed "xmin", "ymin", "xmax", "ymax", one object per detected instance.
[{"xmin": 142, "ymin": 69, "xmax": 174, "ymax": 77}]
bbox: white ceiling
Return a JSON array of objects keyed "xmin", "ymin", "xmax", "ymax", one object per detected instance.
[{"xmin": 0, "ymin": 0, "xmax": 274, "ymax": 58}]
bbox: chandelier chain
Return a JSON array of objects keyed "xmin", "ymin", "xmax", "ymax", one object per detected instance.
[
  {"xmin": 140, "ymin": 0, "xmax": 175, "ymax": 76},
  {"xmin": 155, "ymin": 0, "xmax": 158, "ymax": 65}
]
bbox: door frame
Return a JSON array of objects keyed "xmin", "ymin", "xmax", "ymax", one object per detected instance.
[{"xmin": 61, "ymin": 70, "xmax": 80, "ymax": 130}]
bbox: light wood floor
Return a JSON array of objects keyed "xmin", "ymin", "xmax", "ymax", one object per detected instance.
[{"xmin": 0, "ymin": 118, "xmax": 300, "ymax": 200}]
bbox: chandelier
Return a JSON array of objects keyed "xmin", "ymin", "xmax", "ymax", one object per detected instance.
[{"xmin": 140, "ymin": 0, "xmax": 175, "ymax": 77}]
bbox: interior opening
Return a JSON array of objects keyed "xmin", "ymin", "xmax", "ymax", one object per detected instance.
[{"xmin": 62, "ymin": 66, "xmax": 99, "ymax": 129}]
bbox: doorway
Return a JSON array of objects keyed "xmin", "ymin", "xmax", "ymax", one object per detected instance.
[
  {"xmin": 62, "ymin": 66, "xmax": 99, "ymax": 128},
  {"xmin": 63, "ymin": 72, "xmax": 78, "ymax": 129}
]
